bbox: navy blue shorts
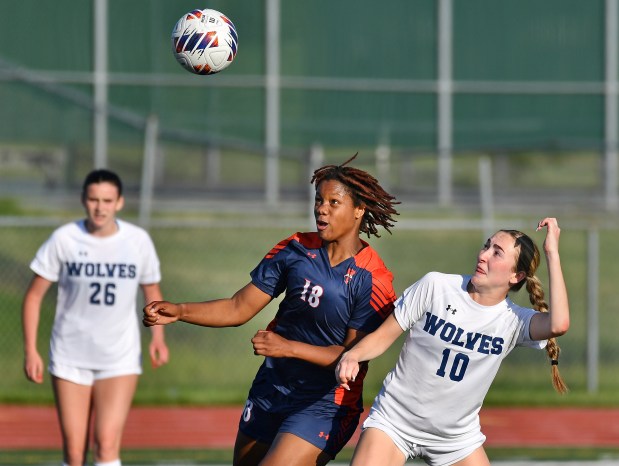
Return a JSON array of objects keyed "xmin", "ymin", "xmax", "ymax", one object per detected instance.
[{"xmin": 238, "ymin": 392, "xmax": 362, "ymax": 458}]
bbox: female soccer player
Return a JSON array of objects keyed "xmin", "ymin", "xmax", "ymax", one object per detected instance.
[
  {"xmin": 336, "ymin": 217, "xmax": 569, "ymax": 466},
  {"xmin": 22, "ymin": 169, "xmax": 169, "ymax": 466},
  {"xmin": 143, "ymin": 154, "xmax": 400, "ymax": 466}
]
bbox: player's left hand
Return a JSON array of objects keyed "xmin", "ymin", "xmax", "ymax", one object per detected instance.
[
  {"xmin": 251, "ymin": 330, "xmax": 290, "ymax": 358},
  {"xmin": 149, "ymin": 338, "xmax": 170, "ymax": 368},
  {"xmin": 335, "ymin": 351, "xmax": 360, "ymax": 391},
  {"xmin": 536, "ymin": 217, "xmax": 561, "ymax": 255}
]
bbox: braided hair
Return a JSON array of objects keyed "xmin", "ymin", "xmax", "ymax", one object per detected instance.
[
  {"xmin": 311, "ymin": 153, "xmax": 399, "ymax": 238},
  {"xmin": 502, "ymin": 229, "xmax": 569, "ymax": 394}
]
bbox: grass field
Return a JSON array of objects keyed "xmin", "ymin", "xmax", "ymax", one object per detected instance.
[
  {"xmin": 2, "ymin": 213, "xmax": 619, "ymax": 407},
  {"xmin": 2, "ymin": 447, "xmax": 619, "ymax": 465}
]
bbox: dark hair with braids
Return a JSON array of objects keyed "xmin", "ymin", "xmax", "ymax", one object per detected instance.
[
  {"xmin": 82, "ymin": 169, "xmax": 123, "ymax": 198},
  {"xmin": 502, "ymin": 229, "xmax": 568, "ymax": 394},
  {"xmin": 311, "ymin": 153, "xmax": 399, "ymax": 238}
]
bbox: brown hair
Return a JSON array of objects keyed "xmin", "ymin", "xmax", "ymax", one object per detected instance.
[
  {"xmin": 82, "ymin": 169, "xmax": 123, "ymax": 199},
  {"xmin": 502, "ymin": 229, "xmax": 568, "ymax": 394},
  {"xmin": 311, "ymin": 153, "xmax": 399, "ymax": 238}
]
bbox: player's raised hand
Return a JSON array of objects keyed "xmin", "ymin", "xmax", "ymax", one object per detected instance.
[
  {"xmin": 536, "ymin": 217, "xmax": 561, "ymax": 255},
  {"xmin": 143, "ymin": 301, "xmax": 181, "ymax": 327},
  {"xmin": 335, "ymin": 351, "xmax": 360, "ymax": 391}
]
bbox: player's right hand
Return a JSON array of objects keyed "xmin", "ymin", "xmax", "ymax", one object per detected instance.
[
  {"xmin": 24, "ymin": 351, "xmax": 44, "ymax": 384},
  {"xmin": 143, "ymin": 301, "xmax": 181, "ymax": 327},
  {"xmin": 335, "ymin": 351, "xmax": 360, "ymax": 391}
]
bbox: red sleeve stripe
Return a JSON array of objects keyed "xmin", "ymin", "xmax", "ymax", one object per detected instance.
[
  {"xmin": 265, "ymin": 238, "xmax": 291, "ymax": 259},
  {"xmin": 370, "ymin": 278, "xmax": 397, "ymax": 318}
]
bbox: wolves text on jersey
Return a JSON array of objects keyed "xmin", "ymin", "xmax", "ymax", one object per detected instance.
[
  {"xmin": 422, "ymin": 312, "xmax": 505, "ymax": 355},
  {"xmin": 64, "ymin": 261, "xmax": 137, "ymax": 279}
]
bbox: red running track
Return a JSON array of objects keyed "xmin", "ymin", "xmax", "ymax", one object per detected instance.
[{"xmin": 0, "ymin": 405, "xmax": 617, "ymax": 449}]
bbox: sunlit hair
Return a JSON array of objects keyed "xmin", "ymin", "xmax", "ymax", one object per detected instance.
[
  {"xmin": 502, "ymin": 229, "xmax": 568, "ymax": 394},
  {"xmin": 311, "ymin": 153, "xmax": 399, "ymax": 238},
  {"xmin": 81, "ymin": 169, "xmax": 123, "ymax": 198}
]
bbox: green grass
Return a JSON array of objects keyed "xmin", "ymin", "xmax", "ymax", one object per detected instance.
[{"xmin": 2, "ymin": 446, "xmax": 619, "ymax": 465}]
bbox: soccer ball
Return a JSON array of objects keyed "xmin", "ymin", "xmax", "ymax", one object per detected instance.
[{"xmin": 171, "ymin": 9, "xmax": 238, "ymax": 75}]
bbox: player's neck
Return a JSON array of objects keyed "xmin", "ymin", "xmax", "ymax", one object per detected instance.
[
  {"xmin": 85, "ymin": 218, "xmax": 119, "ymax": 237},
  {"xmin": 466, "ymin": 280, "xmax": 507, "ymax": 307},
  {"xmin": 324, "ymin": 237, "xmax": 364, "ymax": 267}
]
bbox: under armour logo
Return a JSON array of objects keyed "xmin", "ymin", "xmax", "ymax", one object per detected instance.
[
  {"xmin": 319, "ymin": 431, "xmax": 330, "ymax": 440},
  {"xmin": 446, "ymin": 305, "xmax": 457, "ymax": 315},
  {"xmin": 307, "ymin": 252, "xmax": 317, "ymax": 259},
  {"xmin": 344, "ymin": 268, "xmax": 356, "ymax": 284}
]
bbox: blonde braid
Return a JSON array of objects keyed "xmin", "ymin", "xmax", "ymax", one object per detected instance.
[{"xmin": 525, "ymin": 272, "xmax": 569, "ymax": 394}]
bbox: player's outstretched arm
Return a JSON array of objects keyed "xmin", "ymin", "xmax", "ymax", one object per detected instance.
[
  {"xmin": 529, "ymin": 217, "xmax": 570, "ymax": 340},
  {"xmin": 336, "ymin": 314, "xmax": 404, "ymax": 390},
  {"xmin": 143, "ymin": 282, "xmax": 272, "ymax": 328}
]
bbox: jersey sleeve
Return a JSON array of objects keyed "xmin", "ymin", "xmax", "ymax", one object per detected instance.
[
  {"xmin": 137, "ymin": 231, "xmax": 162, "ymax": 285},
  {"xmin": 348, "ymin": 266, "xmax": 396, "ymax": 333},
  {"xmin": 249, "ymin": 237, "xmax": 290, "ymax": 298},
  {"xmin": 393, "ymin": 272, "xmax": 438, "ymax": 331},
  {"xmin": 29, "ymin": 229, "xmax": 62, "ymax": 282},
  {"xmin": 516, "ymin": 307, "xmax": 548, "ymax": 349}
]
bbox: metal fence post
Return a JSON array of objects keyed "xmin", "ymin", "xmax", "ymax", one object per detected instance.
[
  {"xmin": 587, "ymin": 227, "xmax": 600, "ymax": 393},
  {"xmin": 308, "ymin": 144, "xmax": 324, "ymax": 229},
  {"xmin": 139, "ymin": 114, "xmax": 159, "ymax": 229}
]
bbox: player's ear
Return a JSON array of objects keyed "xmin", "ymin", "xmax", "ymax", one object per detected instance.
[
  {"xmin": 510, "ymin": 271, "xmax": 526, "ymax": 286},
  {"xmin": 354, "ymin": 205, "xmax": 365, "ymax": 220},
  {"xmin": 115, "ymin": 195, "xmax": 125, "ymax": 212}
]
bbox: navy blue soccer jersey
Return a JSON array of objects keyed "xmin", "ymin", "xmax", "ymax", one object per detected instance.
[{"xmin": 249, "ymin": 232, "xmax": 396, "ymax": 408}]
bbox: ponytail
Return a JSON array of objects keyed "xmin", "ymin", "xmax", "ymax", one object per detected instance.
[{"xmin": 525, "ymin": 275, "xmax": 568, "ymax": 394}]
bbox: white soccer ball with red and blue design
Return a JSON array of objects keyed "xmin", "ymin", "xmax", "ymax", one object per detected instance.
[{"xmin": 172, "ymin": 9, "xmax": 238, "ymax": 75}]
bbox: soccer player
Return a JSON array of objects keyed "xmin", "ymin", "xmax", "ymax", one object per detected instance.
[
  {"xmin": 143, "ymin": 154, "xmax": 400, "ymax": 466},
  {"xmin": 336, "ymin": 217, "xmax": 570, "ymax": 466},
  {"xmin": 22, "ymin": 169, "xmax": 169, "ymax": 466}
]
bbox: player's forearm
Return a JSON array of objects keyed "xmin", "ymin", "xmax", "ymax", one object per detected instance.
[
  {"xmin": 346, "ymin": 314, "xmax": 403, "ymax": 363},
  {"xmin": 546, "ymin": 252, "xmax": 570, "ymax": 336},
  {"xmin": 345, "ymin": 335, "xmax": 390, "ymax": 363},
  {"xmin": 178, "ymin": 299, "xmax": 248, "ymax": 327},
  {"xmin": 286, "ymin": 341, "xmax": 345, "ymax": 368},
  {"xmin": 150, "ymin": 323, "xmax": 166, "ymax": 342},
  {"xmin": 22, "ymin": 300, "xmax": 41, "ymax": 355}
]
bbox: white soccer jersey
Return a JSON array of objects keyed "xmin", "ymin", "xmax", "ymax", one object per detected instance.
[
  {"xmin": 30, "ymin": 219, "xmax": 161, "ymax": 369},
  {"xmin": 367, "ymin": 272, "xmax": 546, "ymax": 445}
]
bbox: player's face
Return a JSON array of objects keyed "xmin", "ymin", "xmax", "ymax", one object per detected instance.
[
  {"xmin": 470, "ymin": 231, "xmax": 524, "ymax": 293},
  {"xmin": 314, "ymin": 180, "xmax": 364, "ymax": 242},
  {"xmin": 82, "ymin": 182, "xmax": 124, "ymax": 236}
]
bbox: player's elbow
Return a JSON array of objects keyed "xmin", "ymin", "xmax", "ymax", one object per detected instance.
[{"xmin": 550, "ymin": 317, "xmax": 570, "ymax": 337}]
